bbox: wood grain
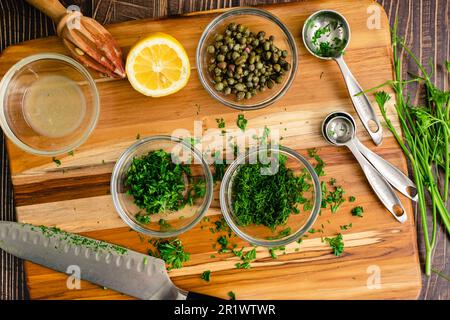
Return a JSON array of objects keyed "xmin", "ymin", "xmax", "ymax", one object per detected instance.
[
  {"xmin": 0, "ymin": 0, "xmax": 422, "ymax": 300},
  {"xmin": 0, "ymin": 0, "xmax": 448, "ymax": 300}
]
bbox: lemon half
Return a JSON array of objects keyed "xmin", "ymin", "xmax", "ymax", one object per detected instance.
[{"xmin": 126, "ymin": 33, "xmax": 190, "ymax": 97}]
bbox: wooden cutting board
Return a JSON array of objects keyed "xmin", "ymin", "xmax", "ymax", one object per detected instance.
[{"xmin": 0, "ymin": 0, "xmax": 421, "ymax": 299}]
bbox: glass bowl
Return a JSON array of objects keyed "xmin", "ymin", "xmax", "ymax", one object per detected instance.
[
  {"xmin": 111, "ymin": 136, "xmax": 214, "ymax": 237},
  {"xmin": 196, "ymin": 8, "xmax": 298, "ymax": 110},
  {"xmin": 0, "ymin": 53, "xmax": 99, "ymax": 156},
  {"xmin": 219, "ymin": 146, "xmax": 321, "ymax": 247}
]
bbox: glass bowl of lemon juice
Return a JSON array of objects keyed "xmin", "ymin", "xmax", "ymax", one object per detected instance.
[{"xmin": 0, "ymin": 53, "xmax": 99, "ymax": 156}]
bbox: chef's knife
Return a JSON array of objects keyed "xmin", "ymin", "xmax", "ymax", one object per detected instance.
[{"xmin": 0, "ymin": 221, "xmax": 215, "ymax": 300}]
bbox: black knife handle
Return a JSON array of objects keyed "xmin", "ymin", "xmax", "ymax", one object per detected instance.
[{"xmin": 186, "ymin": 291, "xmax": 223, "ymax": 300}]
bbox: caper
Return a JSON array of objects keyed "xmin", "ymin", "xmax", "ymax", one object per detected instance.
[
  {"xmin": 234, "ymin": 83, "xmax": 246, "ymax": 91},
  {"xmin": 256, "ymin": 62, "xmax": 263, "ymax": 70},
  {"xmin": 207, "ymin": 45, "xmax": 215, "ymax": 54},
  {"xmin": 220, "ymin": 45, "xmax": 228, "ymax": 53},
  {"xmin": 248, "ymin": 55, "xmax": 256, "ymax": 64},
  {"xmin": 272, "ymin": 53, "xmax": 279, "ymax": 63},
  {"xmin": 214, "ymin": 76, "xmax": 222, "ymax": 83},
  {"xmin": 227, "ymin": 78, "xmax": 235, "ymax": 85},
  {"xmin": 267, "ymin": 80, "xmax": 274, "ymax": 89},
  {"xmin": 215, "ymin": 82, "xmax": 224, "ymax": 91},
  {"xmin": 236, "ymin": 91, "xmax": 246, "ymax": 100},
  {"xmin": 233, "ymin": 44, "xmax": 241, "ymax": 51},
  {"xmin": 252, "ymin": 39, "xmax": 259, "ymax": 47},
  {"xmin": 224, "ymin": 87, "xmax": 232, "ymax": 95},
  {"xmin": 248, "ymin": 64, "xmax": 256, "ymax": 72},
  {"xmin": 257, "ymin": 31, "xmax": 266, "ymax": 38},
  {"xmin": 273, "ymin": 64, "xmax": 281, "ymax": 72},
  {"xmin": 236, "ymin": 66, "xmax": 243, "ymax": 75},
  {"xmin": 275, "ymin": 76, "xmax": 283, "ymax": 84},
  {"xmin": 217, "ymin": 61, "xmax": 227, "ymax": 69},
  {"xmin": 217, "ymin": 54, "xmax": 225, "ymax": 62},
  {"xmin": 264, "ymin": 51, "xmax": 272, "ymax": 60},
  {"xmin": 235, "ymin": 56, "xmax": 247, "ymax": 65},
  {"xmin": 246, "ymin": 81, "xmax": 253, "ymax": 89},
  {"xmin": 263, "ymin": 41, "xmax": 271, "ymax": 51},
  {"xmin": 245, "ymin": 92, "xmax": 252, "ymax": 99},
  {"xmin": 269, "ymin": 35, "xmax": 275, "ymax": 42},
  {"xmin": 228, "ymin": 23, "xmax": 237, "ymax": 31},
  {"xmin": 237, "ymin": 24, "xmax": 245, "ymax": 33},
  {"xmin": 281, "ymin": 50, "xmax": 288, "ymax": 58}
]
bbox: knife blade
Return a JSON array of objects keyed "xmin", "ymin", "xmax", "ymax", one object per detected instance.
[{"xmin": 0, "ymin": 221, "xmax": 191, "ymax": 300}]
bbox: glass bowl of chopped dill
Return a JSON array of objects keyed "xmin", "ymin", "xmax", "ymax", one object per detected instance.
[
  {"xmin": 220, "ymin": 146, "xmax": 321, "ymax": 247},
  {"xmin": 196, "ymin": 8, "xmax": 298, "ymax": 110},
  {"xmin": 111, "ymin": 136, "xmax": 213, "ymax": 237}
]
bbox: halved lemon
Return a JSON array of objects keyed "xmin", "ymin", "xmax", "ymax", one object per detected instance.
[{"xmin": 126, "ymin": 33, "xmax": 190, "ymax": 97}]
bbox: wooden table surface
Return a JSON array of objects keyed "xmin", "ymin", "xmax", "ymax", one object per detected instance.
[{"xmin": 0, "ymin": 0, "xmax": 448, "ymax": 300}]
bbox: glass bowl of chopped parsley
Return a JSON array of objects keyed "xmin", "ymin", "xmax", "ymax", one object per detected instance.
[
  {"xmin": 219, "ymin": 146, "xmax": 321, "ymax": 247},
  {"xmin": 111, "ymin": 136, "xmax": 213, "ymax": 237}
]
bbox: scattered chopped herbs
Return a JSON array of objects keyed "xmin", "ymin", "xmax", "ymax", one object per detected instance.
[
  {"xmin": 324, "ymin": 233, "xmax": 344, "ymax": 257},
  {"xmin": 125, "ymin": 150, "xmax": 205, "ymax": 217},
  {"xmin": 52, "ymin": 157, "xmax": 61, "ymax": 166},
  {"xmin": 349, "ymin": 196, "xmax": 356, "ymax": 202},
  {"xmin": 351, "ymin": 206, "xmax": 364, "ymax": 217},
  {"xmin": 234, "ymin": 248, "xmax": 257, "ymax": 269},
  {"xmin": 327, "ymin": 186, "xmax": 346, "ymax": 213},
  {"xmin": 201, "ymin": 270, "xmax": 211, "ymax": 282},
  {"xmin": 228, "ymin": 291, "xmax": 236, "ymax": 300},
  {"xmin": 232, "ymin": 153, "xmax": 311, "ymax": 229},
  {"xmin": 236, "ymin": 114, "xmax": 248, "ymax": 131},
  {"xmin": 269, "ymin": 246, "xmax": 285, "ymax": 259},
  {"xmin": 68, "ymin": 150, "xmax": 74, "ymax": 156},
  {"xmin": 216, "ymin": 118, "xmax": 225, "ymax": 129},
  {"xmin": 340, "ymin": 223, "xmax": 353, "ymax": 231},
  {"xmin": 135, "ymin": 213, "xmax": 151, "ymax": 224},
  {"xmin": 136, "ymin": 133, "xmax": 140, "ymax": 140},
  {"xmin": 307, "ymin": 148, "xmax": 325, "ymax": 177},
  {"xmin": 158, "ymin": 219, "xmax": 171, "ymax": 229},
  {"xmin": 150, "ymin": 238, "xmax": 190, "ymax": 270},
  {"xmin": 32, "ymin": 225, "xmax": 127, "ymax": 255},
  {"xmin": 217, "ymin": 235, "xmax": 229, "ymax": 253}
]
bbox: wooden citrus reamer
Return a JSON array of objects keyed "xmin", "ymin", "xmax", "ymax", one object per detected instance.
[{"xmin": 26, "ymin": 0, "xmax": 125, "ymax": 78}]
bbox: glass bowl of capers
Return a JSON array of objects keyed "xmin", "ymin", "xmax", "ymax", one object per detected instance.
[{"xmin": 196, "ymin": 8, "xmax": 298, "ymax": 110}]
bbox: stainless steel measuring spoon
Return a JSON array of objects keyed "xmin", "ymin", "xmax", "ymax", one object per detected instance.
[
  {"xmin": 322, "ymin": 111, "xmax": 415, "ymax": 223},
  {"xmin": 303, "ymin": 10, "xmax": 383, "ymax": 145}
]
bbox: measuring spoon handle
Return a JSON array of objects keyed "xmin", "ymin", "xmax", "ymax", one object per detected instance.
[
  {"xmin": 346, "ymin": 141, "xmax": 407, "ymax": 223},
  {"xmin": 354, "ymin": 139, "xmax": 418, "ymax": 201},
  {"xmin": 335, "ymin": 56, "xmax": 383, "ymax": 146}
]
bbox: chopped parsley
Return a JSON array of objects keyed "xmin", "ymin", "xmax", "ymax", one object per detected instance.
[
  {"xmin": 201, "ymin": 270, "xmax": 211, "ymax": 282},
  {"xmin": 349, "ymin": 196, "xmax": 356, "ymax": 202},
  {"xmin": 150, "ymin": 238, "xmax": 190, "ymax": 270},
  {"xmin": 32, "ymin": 225, "xmax": 127, "ymax": 255},
  {"xmin": 52, "ymin": 157, "xmax": 61, "ymax": 167},
  {"xmin": 228, "ymin": 291, "xmax": 236, "ymax": 300},
  {"xmin": 236, "ymin": 114, "xmax": 248, "ymax": 131},
  {"xmin": 269, "ymin": 246, "xmax": 286, "ymax": 259},
  {"xmin": 351, "ymin": 206, "xmax": 364, "ymax": 217},
  {"xmin": 324, "ymin": 233, "xmax": 344, "ymax": 257},
  {"xmin": 234, "ymin": 248, "xmax": 257, "ymax": 269},
  {"xmin": 340, "ymin": 223, "xmax": 353, "ymax": 230},
  {"xmin": 216, "ymin": 118, "xmax": 225, "ymax": 129},
  {"xmin": 125, "ymin": 150, "xmax": 205, "ymax": 216}
]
